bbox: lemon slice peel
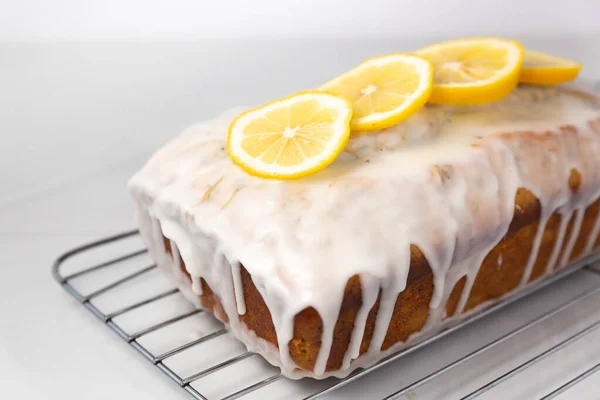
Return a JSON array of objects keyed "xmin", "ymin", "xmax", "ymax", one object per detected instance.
[
  {"xmin": 227, "ymin": 91, "xmax": 352, "ymax": 180},
  {"xmin": 416, "ymin": 37, "xmax": 524, "ymax": 104},
  {"xmin": 320, "ymin": 53, "xmax": 433, "ymax": 132},
  {"xmin": 520, "ymin": 49, "xmax": 582, "ymax": 85}
]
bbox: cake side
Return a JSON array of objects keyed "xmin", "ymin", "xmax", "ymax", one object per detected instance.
[
  {"xmin": 128, "ymin": 85, "xmax": 600, "ymax": 378},
  {"xmin": 153, "ymin": 191, "xmax": 600, "ymax": 374}
]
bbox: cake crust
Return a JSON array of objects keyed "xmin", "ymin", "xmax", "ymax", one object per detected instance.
[
  {"xmin": 161, "ymin": 192, "xmax": 600, "ymax": 373},
  {"xmin": 129, "ymin": 85, "xmax": 600, "ymax": 378}
]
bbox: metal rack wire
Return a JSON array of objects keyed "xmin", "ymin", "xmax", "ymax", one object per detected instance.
[{"xmin": 53, "ymin": 230, "xmax": 600, "ymax": 400}]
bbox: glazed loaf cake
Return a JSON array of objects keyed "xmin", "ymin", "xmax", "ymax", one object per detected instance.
[{"xmin": 128, "ymin": 85, "xmax": 600, "ymax": 379}]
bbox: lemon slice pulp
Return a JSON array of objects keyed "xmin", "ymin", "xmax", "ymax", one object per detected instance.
[
  {"xmin": 227, "ymin": 91, "xmax": 352, "ymax": 180},
  {"xmin": 416, "ymin": 37, "xmax": 524, "ymax": 104},
  {"xmin": 520, "ymin": 49, "xmax": 582, "ymax": 85},
  {"xmin": 320, "ymin": 54, "xmax": 433, "ymax": 132}
]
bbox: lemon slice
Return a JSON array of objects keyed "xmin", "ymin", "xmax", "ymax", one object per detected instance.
[
  {"xmin": 519, "ymin": 49, "xmax": 582, "ymax": 85},
  {"xmin": 416, "ymin": 37, "xmax": 524, "ymax": 104},
  {"xmin": 227, "ymin": 91, "xmax": 352, "ymax": 179},
  {"xmin": 320, "ymin": 54, "xmax": 433, "ymax": 132}
]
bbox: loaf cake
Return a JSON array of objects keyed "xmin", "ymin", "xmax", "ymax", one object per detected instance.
[{"xmin": 128, "ymin": 84, "xmax": 600, "ymax": 379}]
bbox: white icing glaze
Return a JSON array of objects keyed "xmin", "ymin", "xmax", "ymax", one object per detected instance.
[
  {"xmin": 520, "ymin": 215, "xmax": 548, "ymax": 285},
  {"xmin": 128, "ymin": 85, "xmax": 600, "ymax": 379},
  {"xmin": 586, "ymin": 209, "xmax": 600, "ymax": 254},
  {"xmin": 559, "ymin": 208, "xmax": 584, "ymax": 268},
  {"xmin": 170, "ymin": 239, "xmax": 183, "ymax": 280},
  {"xmin": 342, "ymin": 273, "xmax": 378, "ymax": 369},
  {"xmin": 546, "ymin": 209, "xmax": 574, "ymax": 275},
  {"xmin": 191, "ymin": 276, "xmax": 202, "ymax": 296},
  {"xmin": 231, "ymin": 262, "xmax": 246, "ymax": 315}
]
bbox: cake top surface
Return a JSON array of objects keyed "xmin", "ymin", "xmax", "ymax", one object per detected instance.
[{"xmin": 129, "ymin": 84, "xmax": 600, "ymax": 345}]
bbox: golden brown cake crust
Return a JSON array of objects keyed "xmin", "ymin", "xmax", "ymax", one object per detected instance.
[{"xmin": 164, "ymin": 182, "xmax": 600, "ymax": 373}]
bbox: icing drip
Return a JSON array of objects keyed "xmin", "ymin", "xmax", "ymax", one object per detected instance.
[
  {"xmin": 520, "ymin": 215, "xmax": 549, "ymax": 285},
  {"xmin": 546, "ymin": 209, "xmax": 574, "ymax": 275},
  {"xmin": 151, "ymin": 217, "xmax": 165, "ymax": 255},
  {"xmin": 128, "ymin": 85, "xmax": 600, "ymax": 379},
  {"xmin": 170, "ymin": 240, "xmax": 183, "ymax": 279},
  {"xmin": 342, "ymin": 274, "xmax": 379, "ymax": 369},
  {"xmin": 558, "ymin": 208, "xmax": 584, "ymax": 268},
  {"xmin": 367, "ymin": 288, "xmax": 398, "ymax": 353},
  {"xmin": 231, "ymin": 262, "xmax": 246, "ymax": 315},
  {"xmin": 191, "ymin": 275, "xmax": 202, "ymax": 295},
  {"xmin": 313, "ymin": 304, "xmax": 338, "ymax": 376},
  {"xmin": 272, "ymin": 309, "xmax": 296, "ymax": 375},
  {"xmin": 586, "ymin": 209, "xmax": 600, "ymax": 254}
]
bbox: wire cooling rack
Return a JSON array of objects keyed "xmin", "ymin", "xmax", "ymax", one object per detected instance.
[{"xmin": 52, "ymin": 230, "xmax": 600, "ymax": 399}]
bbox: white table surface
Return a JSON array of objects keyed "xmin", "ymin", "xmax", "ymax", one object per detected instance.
[{"xmin": 2, "ymin": 39, "xmax": 600, "ymax": 399}]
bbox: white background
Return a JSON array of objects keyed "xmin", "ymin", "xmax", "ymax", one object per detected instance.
[
  {"xmin": 2, "ymin": 0, "xmax": 600, "ymax": 206},
  {"xmin": 1, "ymin": 0, "xmax": 600, "ymax": 42},
  {"xmin": 1, "ymin": 1, "xmax": 600, "ymax": 399}
]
